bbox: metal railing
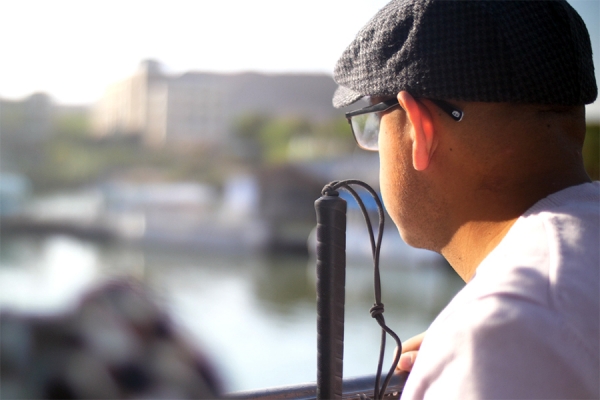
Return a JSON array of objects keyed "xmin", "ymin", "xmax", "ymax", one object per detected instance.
[{"xmin": 225, "ymin": 372, "xmax": 408, "ymax": 400}]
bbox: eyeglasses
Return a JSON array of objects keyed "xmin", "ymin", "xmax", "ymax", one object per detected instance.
[{"xmin": 345, "ymin": 97, "xmax": 464, "ymax": 151}]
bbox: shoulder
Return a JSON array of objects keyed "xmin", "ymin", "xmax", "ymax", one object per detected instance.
[
  {"xmin": 401, "ymin": 183, "xmax": 600, "ymax": 399},
  {"xmin": 474, "ymin": 182, "xmax": 599, "ymax": 339},
  {"xmin": 499, "ymin": 182, "xmax": 600, "ymax": 349},
  {"xmin": 403, "ymin": 291, "xmax": 599, "ymax": 399},
  {"xmin": 523, "ymin": 181, "xmax": 600, "ymax": 260}
]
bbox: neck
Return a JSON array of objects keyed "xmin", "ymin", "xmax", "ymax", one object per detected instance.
[
  {"xmin": 440, "ymin": 174, "xmax": 590, "ymax": 282},
  {"xmin": 441, "ymin": 218, "xmax": 518, "ymax": 281}
]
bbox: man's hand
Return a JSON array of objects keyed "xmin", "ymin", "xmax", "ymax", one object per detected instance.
[{"xmin": 396, "ymin": 331, "xmax": 426, "ymax": 372}]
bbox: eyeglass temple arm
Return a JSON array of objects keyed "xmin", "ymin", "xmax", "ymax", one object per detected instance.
[
  {"xmin": 345, "ymin": 99, "xmax": 399, "ymax": 118},
  {"xmin": 428, "ymin": 99, "xmax": 464, "ymax": 122},
  {"xmin": 344, "ymin": 97, "xmax": 463, "ymax": 122}
]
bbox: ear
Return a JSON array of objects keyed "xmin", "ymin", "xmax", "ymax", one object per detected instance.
[{"xmin": 398, "ymin": 91, "xmax": 436, "ymax": 171}]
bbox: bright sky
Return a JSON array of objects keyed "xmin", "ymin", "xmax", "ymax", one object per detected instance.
[{"xmin": 1, "ymin": 0, "xmax": 598, "ymax": 111}]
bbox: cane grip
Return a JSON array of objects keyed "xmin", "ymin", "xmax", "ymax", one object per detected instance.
[{"xmin": 315, "ymin": 193, "xmax": 347, "ymax": 400}]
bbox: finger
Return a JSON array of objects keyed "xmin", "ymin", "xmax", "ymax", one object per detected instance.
[
  {"xmin": 401, "ymin": 331, "xmax": 426, "ymax": 353},
  {"xmin": 396, "ymin": 351, "xmax": 418, "ymax": 372}
]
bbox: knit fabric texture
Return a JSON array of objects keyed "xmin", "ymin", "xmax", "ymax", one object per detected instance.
[{"xmin": 333, "ymin": 0, "xmax": 597, "ymax": 108}]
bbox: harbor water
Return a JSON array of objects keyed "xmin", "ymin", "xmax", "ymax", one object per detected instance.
[{"xmin": 0, "ymin": 234, "xmax": 464, "ymax": 392}]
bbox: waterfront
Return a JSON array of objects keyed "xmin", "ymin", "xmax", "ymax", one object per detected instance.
[{"xmin": 0, "ymin": 234, "xmax": 464, "ymax": 392}]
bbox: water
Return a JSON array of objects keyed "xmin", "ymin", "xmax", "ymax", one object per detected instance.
[{"xmin": 0, "ymin": 234, "xmax": 464, "ymax": 392}]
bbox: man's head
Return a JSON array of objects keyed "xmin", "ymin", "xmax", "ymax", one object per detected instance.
[
  {"xmin": 333, "ymin": 0, "xmax": 596, "ymax": 255},
  {"xmin": 333, "ymin": 0, "xmax": 596, "ymax": 108}
]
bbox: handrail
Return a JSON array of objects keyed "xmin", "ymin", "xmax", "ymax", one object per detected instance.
[{"xmin": 225, "ymin": 372, "xmax": 408, "ymax": 400}]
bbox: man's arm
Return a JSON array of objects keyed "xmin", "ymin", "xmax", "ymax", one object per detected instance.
[{"xmin": 401, "ymin": 295, "xmax": 599, "ymax": 399}]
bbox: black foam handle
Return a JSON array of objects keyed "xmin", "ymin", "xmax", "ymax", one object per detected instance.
[{"xmin": 315, "ymin": 193, "xmax": 347, "ymax": 400}]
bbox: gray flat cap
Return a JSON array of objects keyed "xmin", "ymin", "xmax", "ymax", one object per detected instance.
[{"xmin": 333, "ymin": 0, "xmax": 597, "ymax": 108}]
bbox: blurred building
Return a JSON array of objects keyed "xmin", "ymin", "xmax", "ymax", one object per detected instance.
[
  {"xmin": 0, "ymin": 93, "xmax": 54, "ymax": 143},
  {"xmin": 93, "ymin": 61, "xmax": 165, "ymax": 142},
  {"xmin": 0, "ymin": 93, "xmax": 55, "ymax": 174},
  {"xmin": 92, "ymin": 60, "xmax": 339, "ymax": 147}
]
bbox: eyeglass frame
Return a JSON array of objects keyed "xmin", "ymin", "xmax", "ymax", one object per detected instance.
[{"xmin": 345, "ymin": 97, "xmax": 464, "ymax": 151}]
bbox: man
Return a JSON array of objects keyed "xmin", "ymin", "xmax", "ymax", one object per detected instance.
[{"xmin": 333, "ymin": 0, "xmax": 599, "ymax": 398}]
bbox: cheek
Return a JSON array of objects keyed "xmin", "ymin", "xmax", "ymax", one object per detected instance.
[
  {"xmin": 378, "ymin": 119, "xmax": 406, "ymax": 224},
  {"xmin": 379, "ymin": 155, "xmax": 407, "ymax": 234},
  {"xmin": 377, "ymin": 115, "xmax": 427, "ymax": 245},
  {"xmin": 376, "ymin": 114, "xmax": 442, "ymax": 250},
  {"xmin": 379, "ymin": 148, "xmax": 397, "ymax": 211}
]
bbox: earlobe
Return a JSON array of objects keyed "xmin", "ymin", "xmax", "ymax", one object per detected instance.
[{"xmin": 398, "ymin": 91, "xmax": 436, "ymax": 171}]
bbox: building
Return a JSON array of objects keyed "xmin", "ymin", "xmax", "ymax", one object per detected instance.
[
  {"xmin": 93, "ymin": 61, "xmax": 165, "ymax": 141},
  {"xmin": 92, "ymin": 60, "xmax": 339, "ymax": 147},
  {"xmin": 0, "ymin": 93, "xmax": 54, "ymax": 143}
]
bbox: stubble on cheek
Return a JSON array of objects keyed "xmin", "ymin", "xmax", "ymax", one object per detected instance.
[
  {"xmin": 380, "ymin": 146, "xmax": 442, "ymax": 251},
  {"xmin": 378, "ymin": 111, "xmax": 437, "ymax": 249},
  {"xmin": 379, "ymin": 135, "xmax": 413, "ymax": 239},
  {"xmin": 378, "ymin": 113, "xmax": 409, "ymax": 237}
]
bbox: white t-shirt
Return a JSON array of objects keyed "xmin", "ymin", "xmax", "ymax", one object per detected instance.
[{"xmin": 401, "ymin": 182, "xmax": 600, "ymax": 400}]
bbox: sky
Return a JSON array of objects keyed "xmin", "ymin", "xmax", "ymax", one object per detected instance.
[{"xmin": 0, "ymin": 0, "xmax": 598, "ymax": 112}]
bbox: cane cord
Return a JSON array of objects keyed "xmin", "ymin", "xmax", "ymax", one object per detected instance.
[{"xmin": 322, "ymin": 180, "xmax": 402, "ymax": 400}]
